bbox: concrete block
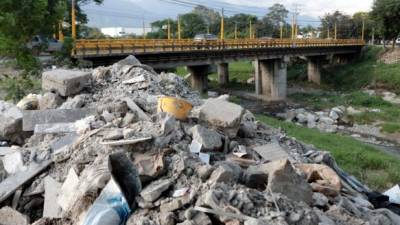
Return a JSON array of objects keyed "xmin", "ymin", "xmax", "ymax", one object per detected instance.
[
  {"xmin": 199, "ymin": 99, "xmax": 244, "ymax": 138},
  {"xmin": 42, "ymin": 69, "xmax": 91, "ymax": 97},
  {"xmin": 0, "ymin": 101, "xmax": 24, "ymax": 144},
  {"xmin": 253, "ymin": 142, "xmax": 289, "ymax": 162},
  {"xmin": 0, "ymin": 206, "xmax": 29, "ymax": 225},
  {"xmin": 23, "ymin": 108, "xmax": 95, "ymax": 131},
  {"xmin": 140, "ymin": 179, "xmax": 173, "ymax": 202},
  {"xmin": 57, "ymin": 168, "xmax": 80, "ymax": 211},
  {"xmin": 190, "ymin": 125, "xmax": 222, "ymax": 151},
  {"xmin": 208, "ymin": 162, "xmax": 242, "ymax": 185}
]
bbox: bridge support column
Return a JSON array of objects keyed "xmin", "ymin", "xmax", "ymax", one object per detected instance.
[
  {"xmin": 254, "ymin": 58, "xmax": 288, "ymax": 101},
  {"xmin": 187, "ymin": 65, "xmax": 209, "ymax": 92},
  {"xmin": 217, "ymin": 63, "xmax": 229, "ymax": 85},
  {"xmin": 307, "ymin": 57, "xmax": 322, "ymax": 85}
]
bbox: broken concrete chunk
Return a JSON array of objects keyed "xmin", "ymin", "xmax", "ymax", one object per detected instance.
[
  {"xmin": 0, "ymin": 206, "xmax": 29, "ymax": 225},
  {"xmin": 247, "ymin": 159, "xmax": 313, "ymax": 205},
  {"xmin": 2, "ymin": 151, "xmax": 26, "ymax": 174},
  {"xmin": 123, "ymin": 98, "xmax": 151, "ymax": 121},
  {"xmin": 43, "ymin": 176, "xmax": 62, "ymax": 218},
  {"xmin": 23, "ymin": 108, "xmax": 95, "ymax": 131},
  {"xmin": 34, "ymin": 123, "xmax": 77, "ymax": 134},
  {"xmin": 140, "ymin": 179, "xmax": 173, "ymax": 202},
  {"xmin": 253, "ymin": 142, "xmax": 289, "ymax": 162},
  {"xmin": 39, "ymin": 92, "xmax": 64, "ymax": 110},
  {"xmin": 42, "ymin": 69, "xmax": 91, "ymax": 97},
  {"xmin": 0, "ymin": 101, "xmax": 24, "ymax": 144},
  {"xmin": 57, "ymin": 168, "xmax": 80, "ymax": 211},
  {"xmin": 208, "ymin": 162, "xmax": 242, "ymax": 185},
  {"xmin": 190, "ymin": 125, "xmax": 222, "ymax": 151},
  {"xmin": 134, "ymin": 153, "xmax": 165, "ymax": 183},
  {"xmin": 198, "ymin": 99, "xmax": 244, "ymax": 138},
  {"xmin": 17, "ymin": 94, "xmax": 40, "ymax": 110}
]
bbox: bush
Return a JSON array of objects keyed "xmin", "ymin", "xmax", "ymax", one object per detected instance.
[{"xmin": 0, "ymin": 74, "xmax": 41, "ymax": 103}]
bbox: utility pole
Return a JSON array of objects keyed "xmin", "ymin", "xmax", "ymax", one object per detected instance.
[
  {"xmin": 142, "ymin": 16, "xmax": 146, "ymax": 39},
  {"xmin": 291, "ymin": 13, "xmax": 295, "ymax": 39},
  {"xmin": 167, "ymin": 19, "xmax": 171, "ymax": 40},
  {"xmin": 362, "ymin": 17, "xmax": 365, "ymax": 41},
  {"xmin": 59, "ymin": 22, "xmax": 64, "ymax": 42},
  {"xmin": 178, "ymin": 15, "xmax": 181, "ymax": 40},
  {"xmin": 249, "ymin": 19, "xmax": 252, "ymax": 39},
  {"xmin": 234, "ymin": 23, "xmax": 238, "ymax": 39},
  {"xmin": 291, "ymin": 4, "xmax": 301, "ymax": 39},
  {"xmin": 220, "ymin": 8, "xmax": 224, "ymax": 40},
  {"xmin": 327, "ymin": 26, "xmax": 330, "ymax": 39},
  {"xmin": 71, "ymin": 0, "xmax": 76, "ymax": 40},
  {"xmin": 334, "ymin": 22, "xmax": 337, "ymax": 40},
  {"xmin": 280, "ymin": 22, "xmax": 283, "ymax": 39}
]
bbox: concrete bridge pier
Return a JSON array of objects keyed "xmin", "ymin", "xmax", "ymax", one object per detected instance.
[
  {"xmin": 187, "ymin": 65, "xmax": 209, "ymax": 92},
  {"xmin": 254, "ymin": 57, "xmax": 288, "ymax": 101},
  {"xmin": 307, "ymin": 56, "xmax": 322, "ymax": 85},
  {"xmin": 217, "ymin": 63, "xmax": 229, "ymax": 85}
]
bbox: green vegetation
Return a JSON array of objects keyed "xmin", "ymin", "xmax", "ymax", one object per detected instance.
[
  {"xmin": 381, "ymin": 123, "xmax": 400, "ymax": 134},
  {"xmin": 257, "ymin": 115, "xmax": 400, "ymax": 190},
  {"xmin": 0, "ymin": 75, "xmax": 41, "ymax": 103},
  {"xmin": 324, "ymin": 46, "xmax": 400, "ymax": 91}
]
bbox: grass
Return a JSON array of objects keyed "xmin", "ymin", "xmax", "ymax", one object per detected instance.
[
  {"xmin": 257, "ymin": 114, "xmax": 400, "ymax": 190},
  {"xmin": 381, "ymin": 123, "xmax": 400, "ymax": 134},
  {"xmin": 324, "ymin": 46, "xmax": 400, "ymax": 92}
]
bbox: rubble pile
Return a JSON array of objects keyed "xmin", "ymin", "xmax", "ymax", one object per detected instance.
[{"xmin": 0, "ymin": 56, "xmax": 399, "ymax": 225}]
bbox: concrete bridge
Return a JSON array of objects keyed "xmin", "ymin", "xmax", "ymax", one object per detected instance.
[{"xmin": 73, "ymin": 38, "xmax": 364, "ymax": 100}]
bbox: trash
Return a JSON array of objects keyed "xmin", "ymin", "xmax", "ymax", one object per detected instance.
[
  {"xmin": 384, "ymin": 185, "xmax": 400, "ymax": 205},
  {"xmin": 199, "ymin": 153, "xmax": 210, "ymax": 165},
  {"xmin": 172, "ymin": 187, "xmax": 190, "ymax": 198},
  {"xmin": 157, "ymin": 96, "xmax": 193, "ymax": 120}
]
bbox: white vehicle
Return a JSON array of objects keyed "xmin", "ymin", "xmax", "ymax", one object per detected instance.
[{"xmin": 27, "ymin": 35, "xmax": 63, "ymax": 54}]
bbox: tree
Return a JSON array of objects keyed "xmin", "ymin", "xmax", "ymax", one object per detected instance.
[
  {"xmin": 192, "ymin": 5, "xmax": 221, "ymax": 34},
  {"xmin": 147, "ymin": 19, "xmax": 178, "ymax": 39},
  {"xmin": 320, "ymin": 11, "xmax": 355, "ymax": 39},
  {"xmin": 371, "ymin": 0, "xmax": 400, "ymax": 48},
  {"xmin": 225, "ymin": 14, "xmax": 257, "ymax": 38},
  {"xmin": 265, "ymin": 4, "xmax": 288, "ymax": 38},
  {"xmin": 180, "ymin": 13, "xmax": 207, "ymax": 38}
]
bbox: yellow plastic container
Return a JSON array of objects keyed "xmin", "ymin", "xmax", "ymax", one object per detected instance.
[{"xmin": 157, "ymin": 97, "xmax": 193, "ymax": 120}]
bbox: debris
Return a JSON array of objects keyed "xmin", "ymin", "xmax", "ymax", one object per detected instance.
[
  {"xmin": 34, "ymin": 123, "xmax": 77, "ymax": 134},
  {"xmin": 0, "ymin": 100, "xmax": 25, "ymax": 144},
  {"xmin": 23, "ymin": 108, "xmax": 95, "ymax": 131},
  {"xmin": 189, "ymin": 140, "xmax": 202, "ymax": 153},
  {"xmin": 193, "ymin": 206, "xmax": 255, "ymax": 221},
  {"xmin": 140, "ymin": 179, "xmax": 173, "ymax": 202},
  {"xmin": 43, "ymin": 176, "xmax": 62, "ymax": 218},
  {"xmin": 0, "ymin": 160, "xmax": 52, "ymax": 203},
  {"xmin": 123, "ymin": 74, "xmax": 147, "ymax": 84},
  {"xmin": 199, "ymin": 153, "xmax": 210, "ymax": 165},
  {"xmin": 123, "ymin": 98, "xmax": 151, "ymax": 121},
  {"xmin": 157, "ymin": 96, "xmax": 193, "ymax": 120},
  {"xmin": 42, "ymin": 69, "xmax": 91, "ymax": 97},
  {"xmin": 198, "ymin": 98, "xmax": 245, "ymax": 138},
  {"xmin": 190, "ymin": 125, "xmax": 223, "ymax": 151},
  {"xmin": 232, "ymin": 145, "xmax": 248, "ymax": 158},
  {"xmin": 208, "ymin": 162, "xmax": 242, "ymax": 185},
  {"xmin": 173, "ymin": 187, "xmax": 190, "ymax": 198},
  {"xmin": 101, "ymin": 136, "xmax": 152, "ymax": 146},
  {"xmin": 2, "ymin": 151, "xmax": 26, "ymax": 174},
  {"xmin": 0, "ymin": 146, "xmax": 17, "ymax": 156},
  {"xmin": 0, "ymin": 206, "xmax": 29, "ymax": 225},
  {"xmin": 57, "ymin": 168, "xmax": 80, "ymax": 211},
  {"xmin": 384, "ymin": 185, "xmax": 400, "ymax": 205},
  {"xmin": 39, "ymin": 92, "xmax": 64, "ymax": 110},
  {"xmin": 252, "ymin": 142, "xmax": 289, "ymax": 162},
  {"xmin": 17, "ymin": 94, "xmax": 40, "ymax": 110}
]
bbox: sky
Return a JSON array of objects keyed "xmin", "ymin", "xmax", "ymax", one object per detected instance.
[{"xmin": 83, "ymin": 0, "xmax": 374, "ymax": 28}]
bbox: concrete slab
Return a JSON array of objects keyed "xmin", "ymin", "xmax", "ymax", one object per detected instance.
[
  {"xmin": 43, "ymin": 176, "xmax": 62, "ymax": 218},
  {"xmin": 57, "ymin": 168, "xmax": 80, "ymax": 211},
  {"xmin": 23, "ymin": 108, "xmax": 95, "ymax": 131},
  {"xmin": 253, "ymin": 142, "xmax": 289, "ymax": 162},
  {"xmin": 0, "ymin": 206, "xmax": 29, "ymax": 225},
  {"xmin": 42, "ymin": 69, "xmax": 91, "ymax": 97}
]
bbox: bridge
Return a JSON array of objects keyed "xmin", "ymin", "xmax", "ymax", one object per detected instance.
[{"xmin": 72, "ymin": 38, "xmax": 365, "ymax": 100}]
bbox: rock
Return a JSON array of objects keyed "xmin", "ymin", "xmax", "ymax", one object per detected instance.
[
  {"xmin": 319, "ymin": 116, "xmax": 335, "ymax": 125},
  {"xmin": 346, "ymin": 106, "xmax": 363, "ymax": 115},
  {"xmin": 190, "ymin": 125, "xmax": 223, "ymax": 151},
  {"xmin": 252, "ymin": 142, "xmax": 289, "ymax": 162},
  {"xmin": 313, "ymin": 192, "xmax": 329, "ymax": 208},
  {"xmin": 39, "ymin": 92, "xmax": 64, "ymax": 110},
  {"xmin": 296, "ymin": 113, "xmax": 307, "ymax": 123},
  {"xmin": 140, "ymin": 179, "xmax": 173, "ymax": 202},
  {"xmin": 191, "ymin": 211, "xmax": 212, "ymax": 225},
  {"xmin": 160, "ymin": 212, "xmax": 175, "ymax": 225},
  {"xmin": 329, "ymin": 110, "xmax": 340, "ymax": 120},
  {"xmin": 133, "ymin": 153, "xmax": 166, "ymax": 183},
  {"xmin": 306, "ymin": 113, "xmax": 317, "ymax": 128},
  {"xmin": 198, "ymin": 99, "xmax": 245, "ymax": 138},
  {"xmin": 2, "ymin": 151, "xmax": 26, "ymax": 174},
  {"xmin": 43, "ymin": 176, "xmax": 62, "ymax": 218},
  {"xmin": 23, "ymin": 108, "xmax": 95, "ymax": 131},
  {"xmin": 42, "ymin": 69, "xmax": 91, "ymax": 97},
  {"xmin": 17, "ymin": 94, "xmax": 40, "ymax": 110},
  {"xmin": 207, "ymin": 91, "xmax": 218, "ymax": 98},
  {"xmin": 57, "ymin": 168, "xmax": 80, "ymax": 212},
  {"xmin": 0, "ymin": 206, "xmax": 29, "ymax": 225},
  {"xmin": 0, "ymin": 101, "xmax": 25, "ymax": 144},
  {"xmin": 296, "ymin": 164, "xmax": 342, "ymax": 196},
  {"xmin": 208, "ymin": 162, "xmax": 242, "ymax": 185},
  {"xmin": 196, "ymin": 164, "xmax": 214, "ymax": 181},
  {"xmin": 59, "ymin": 94, "xmax": 88, "ymax": 109},
  {"xmin": 247, "ymin": 159, "xmax": 313, "ymax": 205}
]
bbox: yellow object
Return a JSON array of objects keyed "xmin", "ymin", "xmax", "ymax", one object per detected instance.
[
  {"xmin": 157, "ymin": 97, "xmax": 193, "ymax": 120},
  {"xmin": 71, "ymin": 0, "xmax": 76, "ymax": 40}
]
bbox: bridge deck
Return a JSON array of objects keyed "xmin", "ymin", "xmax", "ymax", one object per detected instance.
[{"xmin": 73, "ymin": 38, "xmax": 365, "ymax": 57}]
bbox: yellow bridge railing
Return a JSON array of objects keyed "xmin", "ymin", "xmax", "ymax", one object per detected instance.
[{"xmin": 73, "ymin": 38, "xmax": 365, "ymax": 57}]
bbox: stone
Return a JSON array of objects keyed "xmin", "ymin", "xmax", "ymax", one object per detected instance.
[
  {"xmin": 2, "ymin": 151, "xmax": 26, "ymax": 174},
  {"xmin": 43, "ymin": 176, "xmax": 62, "ymax": 218},
  {"xmin": 23, "ymin": 108, "xmax": 95, "ymax": 131},
  {"xmin": 57, "ymin": 168, "xmax": 80, "ymax": 211},
  {"xmin": 329, "ymin": 110, "xmax": 340, "ymax": 120},
  {"xmin": 0, "ymin": 101, "xmax": 25, "ymax": 144},
  {"xmin": 59, "ymin": 94, "xmax": 88, "ymax": 109},
  {"xmin": 39, "ymin": 92, "xmax": 63, "ymax": 110},
  {"xmin": 123, "ymin": 98, "xmax": 151, "ymax": 121},
  {"xmin": 160, "ymin": 195, "xmax": 191, "ymax": 212},
  {"xmin": 0, "ymin": 206, "xmax": 29, "ymax": 225},
  {"xmin": 190, "ymin": 125, "xmax": 223, "ymax": 151},
  {"xmin": 196, "ymin": 164, "xmax": 214, "ymax": 181},
  {"xmin": 313, "ymin": 192, "xmax": 329, "ymax": 208},
  {"xmin": 140, "ymin": 179, "xmax": 173, "ymax": 202},
  {"xmin": 296, "ymin": 113, "xmax": 307, "ymax": 123},
  {"xmin": 247, "ymin": 159, "xmax": 313, "ymax": 205},
  {"xmin": 160, "ymin": 212, "xmax": 175, "ymax": 225},
  {"xmin": 191, "ymin": 211, "xmax": 212, "ymax": 225},
  {"xmin": 133, "ymin": 153, "xmax": 166, "ymax": 183},
  {"xmin": 208, "ymin": 162, "xmax": 242, "ymax": 185},
  {"xmin": 198, "ymin": 99, "xmax": 244, "ymax": 138},
  {"xmin": 319, "ymin": 116, "xmax": 335, "ymax": 125},
  {"xmin": 42, "ymin": 69, "xmax": 91, "ymax": 97},
  {"xmin": 17, "ymin": 94, "xmax": 40, "ymax": 110},
  {"xmin": 252, "ymin": 142, "xmax": 289, "ymax": 162}
]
